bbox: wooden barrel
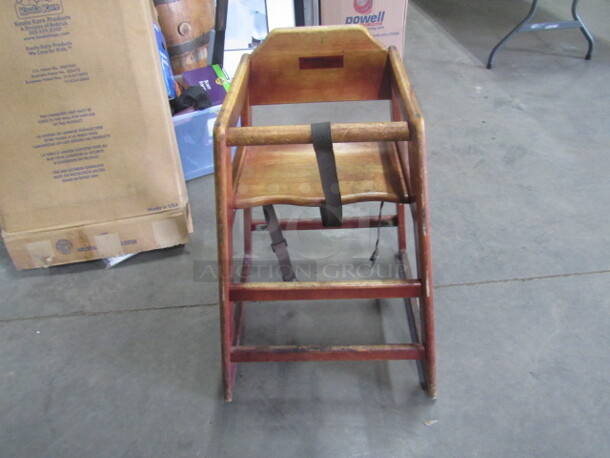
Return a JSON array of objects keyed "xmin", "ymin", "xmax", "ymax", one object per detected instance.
[{"xmin": 154, "ymin": 0, "xmax": 215, "ymax": 75}]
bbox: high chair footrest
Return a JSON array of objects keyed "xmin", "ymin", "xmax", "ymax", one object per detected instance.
[
  {"xmin": 251, "ymin": 215, "xmax": 401, "ymax": 231},
  {"xmin": 231, "ymin": 344, "xmax": 425, "ymax": 362},
  {"xmin": 229, "ymin": 280, "xmax": 423, "ymax": 302}
]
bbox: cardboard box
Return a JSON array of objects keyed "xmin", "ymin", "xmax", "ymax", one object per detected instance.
[
  {"xmin": 320, "ymin": 0, "xmax": 408, "ymax": 56},
  {"xmin": 0, "ymin": 0, "xmax": 192, "ymax": 269}
]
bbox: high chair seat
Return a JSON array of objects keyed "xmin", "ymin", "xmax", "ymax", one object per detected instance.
[{"xmin": 233, "ymin": 141, "xmax": 411, "ymax": 209}]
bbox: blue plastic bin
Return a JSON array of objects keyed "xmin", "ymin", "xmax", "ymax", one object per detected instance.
[{"xmin": 172, "ymin": 104, "xmax": 221, "ymax": 181}]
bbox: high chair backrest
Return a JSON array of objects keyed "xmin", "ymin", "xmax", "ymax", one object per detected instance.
[{"xmin": 247, "ymin": 26, "xmax": 392, "ymax": 106}]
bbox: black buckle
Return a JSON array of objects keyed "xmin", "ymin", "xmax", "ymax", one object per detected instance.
[{"xmin": 270, "ymin": 238, "xmax": 288, "ymax": 253}]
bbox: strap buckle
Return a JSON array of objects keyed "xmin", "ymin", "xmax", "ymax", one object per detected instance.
[{"xmin": 270, "ymin": 237, "xmax": 288, "ymax": 253}]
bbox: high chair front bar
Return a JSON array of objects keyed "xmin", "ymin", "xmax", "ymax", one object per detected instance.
[{"xmin": 214, "ymin": 26, "xmax": 435, "ymax": 401}]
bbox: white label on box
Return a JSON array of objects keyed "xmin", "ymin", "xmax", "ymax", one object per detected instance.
[{"xmin": 320, "ymin": 0, "xmax": 408, "ymax": 55}]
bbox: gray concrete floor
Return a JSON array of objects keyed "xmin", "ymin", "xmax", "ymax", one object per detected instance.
[{"xmin": 2, "ymin": 1, "xmax": 609, "ymax": 456}]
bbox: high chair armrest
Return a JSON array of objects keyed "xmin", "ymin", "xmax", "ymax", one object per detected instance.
[
  {"xmin": 388, "ymin": 47, "xmax": 425, "ymax": 134},
  {"xmin": 215, "ymin": 54, "xmax": 250, "ymax": 136},
  {"xmin": 388, "ymin": 47, "xmax": 428, "ymax": 198},
  {"xmin": 226, "ymin": 122, "xmax": 410, "ymax": 146},
  {"xmin": 215, "ymin": 54, "xmax": 250, "ymax": 207}
]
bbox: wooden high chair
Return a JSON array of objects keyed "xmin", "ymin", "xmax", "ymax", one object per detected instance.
[{"xmin": 214, "ymin": 26, "xmax": 435, "ymax": 401}]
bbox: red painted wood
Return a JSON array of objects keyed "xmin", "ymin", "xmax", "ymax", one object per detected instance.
[
  {"xmin": 250, "ymin": 215, "xmax": 400, "ymax": 231},
  {"xmin": 231, "ymin": 344, "xmax": 425, "ymax": 362},
  {"xmin": 229, "ymin": 280, "xmax": 422, "ymax": 302},
  {"xmin": 397, "ymin": 203, "xmax": 407, "ymax": 252}
]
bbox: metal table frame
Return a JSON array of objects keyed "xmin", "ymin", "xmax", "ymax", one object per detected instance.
[{"xmin": 487, "ymin": 0, "xmax": 594, "ymax": 68}]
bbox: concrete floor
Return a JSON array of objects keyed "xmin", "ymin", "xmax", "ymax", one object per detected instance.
[{"xmin": 2, "ymin": 1, "xmax": 609, "ymax": 456}]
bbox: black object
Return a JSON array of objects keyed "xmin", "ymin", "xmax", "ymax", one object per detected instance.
[
  {"xmin": 294, "ymin": 0, "xmax": 305, "ymax": 26},
  {"xmin": 369, "ymin": 202, "xmax": 384, "ymax": 266},
  {"xmin": 263, "ymin": 121, "xmax": 344, "ymax": 281},
  {"xmin": 212, "ymin": 0, "xmax": 229, "ymax": 66},
  {"xmin": 170, "ymin": 86, "xmax": 211, "ymax": 114},
  {"xmin": 312, "ymin": 122, "xmax": 342, "ymax": 227},
  {"xmin": 263, "ymin": 205, "xmax": 297, "ymax": 282}
]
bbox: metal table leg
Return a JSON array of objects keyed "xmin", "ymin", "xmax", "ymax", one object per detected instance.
[
  {"xmin": 571, "ymin": 0, "xmax": 595, "ymax": 60},
  {"xmin": 487, "ymin": 0, "xmax": 594, "ymax": 69}
]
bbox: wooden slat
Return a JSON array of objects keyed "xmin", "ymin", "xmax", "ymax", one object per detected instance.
[
  {"xmin": 250, "ymin": 215, "xmax": 399, "ymax": 231},
  {"xmin": 226, "ymin": 122, "xmax": 409, "ymax": 146},
  {"xmin": 231, "ymin": 344, "xmax": 425, "ymax": 362},
  {"xmin": 229, "ymin": 280, "xmax": 422, "ymax": 302}
]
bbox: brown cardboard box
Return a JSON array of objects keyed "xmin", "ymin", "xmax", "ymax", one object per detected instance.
[
  {"xmin": 0, "ymin": 0, "xmax": 192, "ymax": 269},
  {"xmin": 320, "ymin": 0, "xmax": 408, "ymax": 56}
]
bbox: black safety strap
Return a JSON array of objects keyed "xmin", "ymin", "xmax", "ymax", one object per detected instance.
[
  {"xmin": 263, "ymin": 122, "xmax": 343, "ymax": 282},
  {"xmin": 263, "ymin": 205, "xmax": 297, "ymax": 282},
  {"xmin": 369, "ymin": 202, "xmax": 384, "ymax": 266},
  {"xmin": 311, "ymin": 122, "xmax": 343, "ymax": 226}
]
